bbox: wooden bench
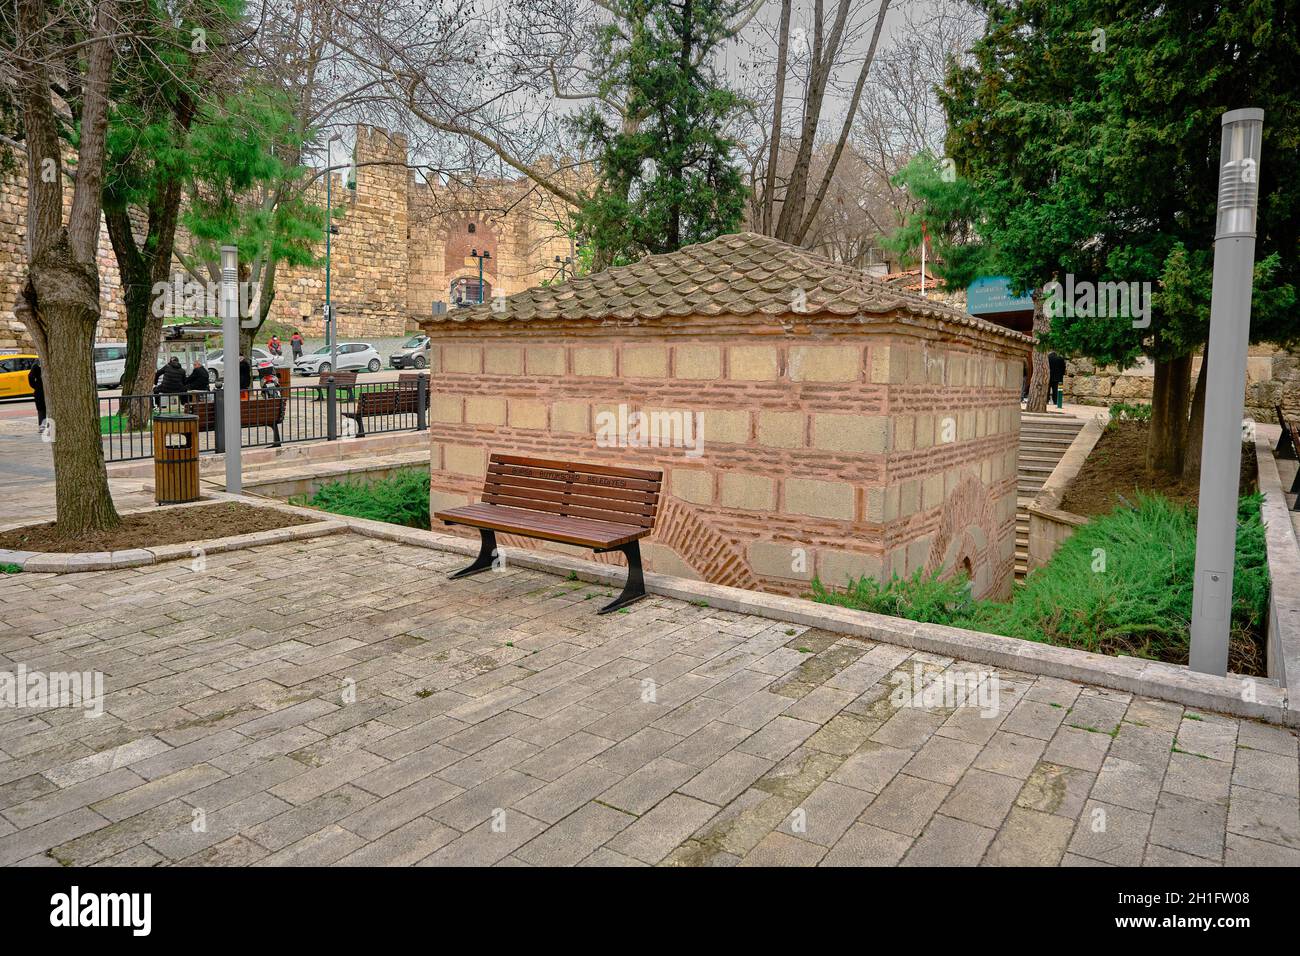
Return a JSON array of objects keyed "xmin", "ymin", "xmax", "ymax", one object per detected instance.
[
  {"xmin": 343, "ymin": 381, "xmax": 425, "ymax": 437},
  {"xmin": 186, "ymin": 395, "xmax": 286, "ymax": 447},
  {"xmin": 434, "ymin": 454, "xmax": 663, "ymax": 614},
  {"xmin": 312, "ymin": 370, "xmax": 358, "ymax": 401}
]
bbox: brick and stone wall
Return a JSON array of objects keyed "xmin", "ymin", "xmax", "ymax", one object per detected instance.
[{"xmin": 424, "ymin": 315, "xmax": 1027, "ymax": 600}]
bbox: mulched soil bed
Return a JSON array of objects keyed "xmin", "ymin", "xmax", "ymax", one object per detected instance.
[
  {"xmin": 1058, "ymin": 420, "xmax": 1258, "ymax": 517},
  {"xmin": 0, "ymin": 502, "xmax": 316, "ymax": 554}
]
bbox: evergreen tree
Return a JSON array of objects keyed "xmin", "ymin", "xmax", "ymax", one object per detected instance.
[{"xmin": 574, "ymin": 0, "xmax": 749, "ymax": 265}]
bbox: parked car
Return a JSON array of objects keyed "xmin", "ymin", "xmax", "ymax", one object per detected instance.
[
  {"xmin": 389, "ymin": 334, "xmax": 430, "ymax": 369},
  {"xmin": 92, "ymin": 342, "xmax": 128, "ymax": 388},
  {"xmin": 294, "ymin": 342, "xmax": 382, "ymax": 376},
  {"xmin": 0, "ymin": 352, "xmax": 39, "ymax": 399},
  {"xmin": 206, "ymin": 347, "xmax": 275, "ymax": 385}
]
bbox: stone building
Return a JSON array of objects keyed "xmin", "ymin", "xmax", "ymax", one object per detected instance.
[
  {"xmin": 420, "ymin": 232, "xmax": 1032, "ymax": 600},
  {"xmin": 0, "ymin": 124, "xmax": 578, "ymax": 351}
]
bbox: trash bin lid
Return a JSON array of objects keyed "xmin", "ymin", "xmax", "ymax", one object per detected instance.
[{"xmin": 153, "ymin": 412, "xmax": 198, "ymax": 421}]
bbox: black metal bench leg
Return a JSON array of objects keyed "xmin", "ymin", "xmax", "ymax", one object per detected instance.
[
  {"xmin": 1276, "ymin": 427, "xmax": 1297, "ymax": 459},
  {"xmin": 449, "ymin": 528, "xmax": 497, "ymax": 579},
  {"xmin": 596, "ymin": 541, "xmax": 646, "ymax": 615}
]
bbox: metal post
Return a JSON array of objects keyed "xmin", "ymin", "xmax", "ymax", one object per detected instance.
[
  {"xmin": 416, "ymin": 373, "xmax": 427, "ymax": 431},
  {"xmin": 326, "ymin": 374, "xmax": 338, "ymax": 442},
  {"xmin": 220, "ymin": 244, "xmax": 241, "ymax": 494},
  {"xmin": 213, "ymin": 385, "xmax": 226, "ymax": 454},
  {"xmin": 326, "ymin": 133, "xmax": 341, "ymax": 374},
  {"xmin": 1189, "ymin": 108, "xmax": 1264, "ymax": 676}
]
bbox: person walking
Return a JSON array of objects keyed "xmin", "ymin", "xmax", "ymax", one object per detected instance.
[
  {"xmin": 27, "ymin": 360, "xmax": 45, "ymax": 433},
  {"xmin": 290, "ymin": 331, "xmax": 304, "ymax": 361},
  {"xmin": 153, "ymin": 356, "xmax": 187, "ymax": 409},
  {"xmin": 1048, "ymin": 352, "xmax": 1067, "ymax": 408}
]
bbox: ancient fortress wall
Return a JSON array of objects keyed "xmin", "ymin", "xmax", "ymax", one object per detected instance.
[{"xmin": 0, "ymin": 125, "xmax": 577, "ymax": 350}]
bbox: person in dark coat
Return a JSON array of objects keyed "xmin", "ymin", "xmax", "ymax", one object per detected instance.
[
  {"xmin": 28, "ymin": 361, "xmax": 45, "ymax": 430},
  {"xmin": 153, "ymin": 356, "xmax": 187, "ymax": 408},
  {"xmin": 185, "ymin": 360, "xmax": 210, "ymax": 393},
  {"xmin": 238, "ymin": 354, "xmax": 252, "ymax": 398},
  {"xmin": 1048, "ymin": 352, "xmax": 1067, "ymax": 407}
]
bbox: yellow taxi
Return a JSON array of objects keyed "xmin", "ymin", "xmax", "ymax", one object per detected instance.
[{"xmin": 0, "ymin": 352, "xmax": 39, "ymax": 400}]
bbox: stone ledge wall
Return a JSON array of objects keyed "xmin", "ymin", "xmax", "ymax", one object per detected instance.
[
  {"xmin": 1066, "ymin": 346, "xmax": 1299, "ymax": 422},
  {"xmin": 422, "ymin": 313, "xmax": 1027, "ymax": 601}
]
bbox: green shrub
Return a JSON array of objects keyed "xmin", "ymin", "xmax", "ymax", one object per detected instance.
[
  {"xmin": 293, "ymin": 468, "xmax": 430, "ymax": 528},
  {"xmin": 1107, "ymin": 402, "xmax": 1152, "ymax": 427},
  {"xmin": 0, "ymin": 563, "xmax": 22, "ymax": 574},
  {"xmin": 810, "ymin": 569, "xmax": 977, "ymax": 627},
  {"xmin": 810, "ymin": 493, "xmax": 1269, "ymax": 668}
]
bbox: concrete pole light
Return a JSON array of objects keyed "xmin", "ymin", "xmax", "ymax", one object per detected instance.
[{"xmin": 1188, "ymin": 108, "xmax": 1264, "ymax": 676}]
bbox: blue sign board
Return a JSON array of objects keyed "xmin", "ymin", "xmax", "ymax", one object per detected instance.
[{"xmin": 966, "ymin": 276, "xmax": 1034, "ymax": 315}]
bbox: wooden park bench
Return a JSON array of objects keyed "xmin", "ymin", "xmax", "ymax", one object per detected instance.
[
  {"xmin": 434, "ymin": 454, "xmax": 663, "ymax": 614},
  {"xmin": 312, "ymin": 370, "xmax": 358, "ymax": 401},
  {"xmin": 343, "ymin": 378, "xmax": 426, "ymax": 438},
  {"xmin": 1276, "ymin": 406, "xmax": 1300, "ymax": 507},
  {"xmin": 186, "ymin": 395, "xmax": 286, "ymax": 447}
]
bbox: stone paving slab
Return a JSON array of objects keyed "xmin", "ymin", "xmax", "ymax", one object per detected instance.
[{"xmin": 0, "ymin": 533, "xmax": 1296, "ymax": 867}]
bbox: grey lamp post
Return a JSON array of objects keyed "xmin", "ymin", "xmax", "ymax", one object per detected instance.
[
  {"xmin": 220, "ymin": 244, "xmax": 241, "ymax": 494},
  {"xmin": 470, "ymin": 248, "xmax": 491, "ymax": 303},
  {"xmin": 1189, "ymin": 108, "xmax": 1265, "ymax": 676},
  {"xmin": 325, "ymin": 133, "xmax": 342, "ymax": 374},
  {"xmin": 554, "ymin": 254, "xmax": 573, "ymax": 281}
]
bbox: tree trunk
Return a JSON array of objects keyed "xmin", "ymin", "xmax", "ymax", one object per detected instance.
[
  {"xmin": 1146, "ymin": 353, "xmax": 1192, "ymax": 476},
  {"xmin": 16, "ymin": 0, "xmax": 120, "ymax": 536},
  {"xmin": 116, "ymin": 258, "xmax": 164, "ymax": 429},
  {"xmin": 1025, "ymin": 291, "xmax": 1051, "ymax": 412},
  {"xmin": 1182, "ymin": 350, "xmax": 1209, "ymax": 482},
  {"xmin": 20, "ymin": 241, "xmax": 121, "ymax": 536}
]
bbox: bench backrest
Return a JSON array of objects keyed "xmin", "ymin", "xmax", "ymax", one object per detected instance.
[
  {"xmin": 397, "ymin": 372, "xmax": 427, "ymax": 388},
  {"xmin": 357, "ymin": 388, "xmax": 418, "ymax": 416},
  {"xmin": 483, "ymin": 454, "xmax": 663, "ymax": 529},
  {"xmin": 185, "ymin": 396, "xmax": 284, "ymax": 429},
  {"xmin": 325, "ymin": 371, "xmax": 358, "ymax": 385}
]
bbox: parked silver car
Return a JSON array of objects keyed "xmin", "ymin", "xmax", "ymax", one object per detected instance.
[{"xmin": 294, "ymin": 342, "xmax": 383, "ymax": 376}]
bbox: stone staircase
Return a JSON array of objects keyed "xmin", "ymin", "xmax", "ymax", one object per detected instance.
[{"xmin": 1015, "ymin": 411, "xmax": 1086, "ymax": 577}]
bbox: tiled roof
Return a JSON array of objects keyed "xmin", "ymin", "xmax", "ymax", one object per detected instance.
[{"xmin": 428, "ymin": 232, "xmax": 1032, "ymax": 343}]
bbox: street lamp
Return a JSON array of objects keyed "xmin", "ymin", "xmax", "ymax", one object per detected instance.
[
  {"xmin": 1189, "ymin": 108, "xmax": 1264, "ymax": 676},
  {"xmin": 220, "ymin": 244, "xmax": 241, "ymax": 494},
  {"xmin": 554, "ymin": 254, "xmax": 573, "ymax": 281},
  {"xmin": 470, "ymin": 248, "xmax": 492, "ymax": 304},
  {"xmin": 325, "ymin": 132, "xmax": 343, "ymax": 373}
]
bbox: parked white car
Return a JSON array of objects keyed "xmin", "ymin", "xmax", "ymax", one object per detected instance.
[
  {"xmin": 93, "ymin": 342, "xmax": 128, "ymax": 388},
  {"xmin": 206, "ymin": 347, "xmax": 277, "ymax": 385},
  {"xmin": 294, "ymin": 342, "xmax": 382, "ymax": 376}
]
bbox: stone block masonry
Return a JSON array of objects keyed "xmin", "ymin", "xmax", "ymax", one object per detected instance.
[{"xmin": 424, "ymin": 295, "xmax": 1028, "ymax": 601}]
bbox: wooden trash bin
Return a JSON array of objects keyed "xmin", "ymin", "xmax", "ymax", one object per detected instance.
[
  {"xmin": 153, "ymin": 412, "xmax": 200, "ymax": 505},
  {"xmin": 275, "ymin": 366, "xmax": 291, "ymax": 390}
]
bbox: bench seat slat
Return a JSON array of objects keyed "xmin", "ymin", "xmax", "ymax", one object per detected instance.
[{"xmin": 435, "ymin": 503, "xmax": 649, "ymax": 549}]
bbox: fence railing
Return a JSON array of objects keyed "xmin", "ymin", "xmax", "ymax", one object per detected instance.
[{"xmin": 99, "ymin": 375, "xmax": 429, "ymax": 463}]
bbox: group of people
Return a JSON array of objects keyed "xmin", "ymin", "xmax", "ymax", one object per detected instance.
[{"xmin": 266, "ymin": 332, "xmax": 305, "ymax": 361}]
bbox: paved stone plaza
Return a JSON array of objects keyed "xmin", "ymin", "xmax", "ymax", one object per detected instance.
[{"xmin": 0, "ymin": 534, "xmax": 1296, "ymax": 866}]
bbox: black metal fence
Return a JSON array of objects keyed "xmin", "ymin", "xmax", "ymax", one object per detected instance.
[{"xmin": 99, "ymin": 375, "xmax": 429, "ymax": 462}]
